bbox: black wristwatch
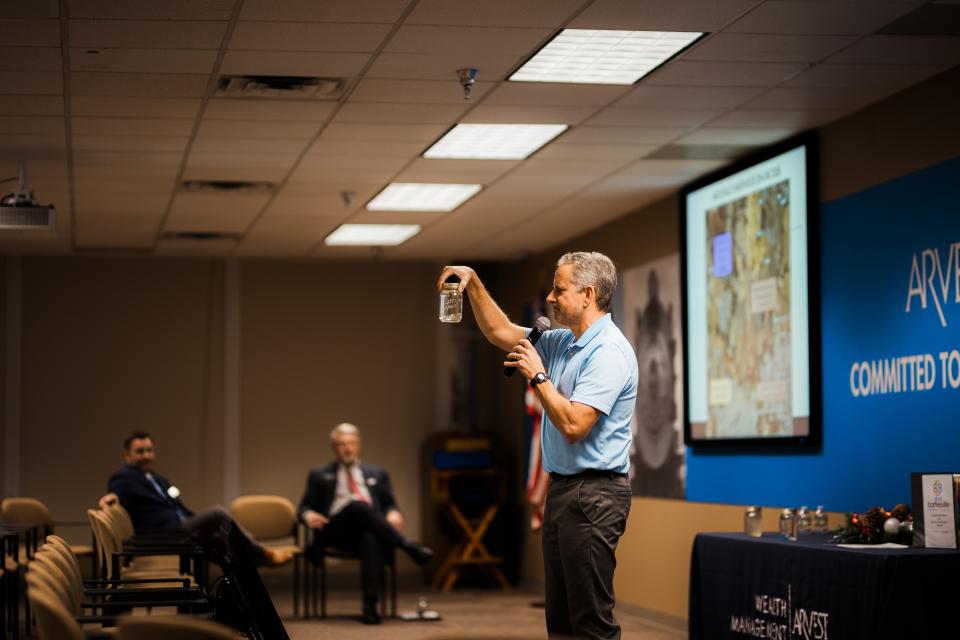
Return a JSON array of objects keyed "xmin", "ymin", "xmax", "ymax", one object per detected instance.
[{"xmin": 530, "ymin": 371, "xmax": 550, "ymax": 387}]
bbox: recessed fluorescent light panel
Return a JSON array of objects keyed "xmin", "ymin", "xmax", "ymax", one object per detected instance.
[
  {"xmin": 324, "ymin": 224, "xmax": 421, "ymax": 246},
  {"xmin": 510, "ymin": 29, "xmax": 703, "ymax": 85},
  {"xmin": 366, "ymin": 183, "xmax": 482, "ymax": 212},
  {"xmin": 424, "ymin": 124, "xmax": 569, "ymax": 160}
]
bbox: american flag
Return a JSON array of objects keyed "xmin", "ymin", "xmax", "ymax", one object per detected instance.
[{"xmin": 525, "ymin": 383, "xmax": 549, "ymax": 530}]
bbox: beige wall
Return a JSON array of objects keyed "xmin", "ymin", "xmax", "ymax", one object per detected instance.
[
  {"xmin": 14, "ymin": 258, "xmax": 225, "ymax": 525},
  {"xmin": 2, "ymin": 257, "xmax": 441, "ymax": 550},
  {"xmin": 506, "ymin": 66, "xmax": 960, "ymax": 622},
  {"xmin": 238, "ymin": 260, "xmax": 437, "ymax": 540}
]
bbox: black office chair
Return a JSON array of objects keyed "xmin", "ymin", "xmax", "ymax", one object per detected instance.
[{"xmin": 302, "ymin": 537, "xmax": 397, "ymax": 620}]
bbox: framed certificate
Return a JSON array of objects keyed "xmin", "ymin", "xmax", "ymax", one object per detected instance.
[{"xmin": 911, "ymin": 472, "xmax": 960, "ymax": 549}]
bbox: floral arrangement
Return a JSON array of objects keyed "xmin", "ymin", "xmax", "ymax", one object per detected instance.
[{"xmin": 832, "ymin": 503, "xmax": 913, "ymax": 545}]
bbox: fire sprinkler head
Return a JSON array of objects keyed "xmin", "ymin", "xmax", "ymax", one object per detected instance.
[{"xmin": 456, "ymin": 68, "xmax": 478, "ymax": 100}]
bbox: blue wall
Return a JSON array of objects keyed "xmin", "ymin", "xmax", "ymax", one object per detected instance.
[{"xmin": 686, "ymin": 156, "xmax": 960, "ymax": 512}]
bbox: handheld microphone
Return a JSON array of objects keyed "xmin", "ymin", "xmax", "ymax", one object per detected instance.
[{"xmin": 505, "ymin": 316, "xmax": 551, "ymax": 377}]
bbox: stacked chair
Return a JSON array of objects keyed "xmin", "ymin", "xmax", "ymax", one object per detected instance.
[
  {"xmin": 87, "ymin": 504, "xmax": 207, "ymax": 587},
  {"xmin": 25, "ymin": 534, "xmax": 212, "ymax": 639}
]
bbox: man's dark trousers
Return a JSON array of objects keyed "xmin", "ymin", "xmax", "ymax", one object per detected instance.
[
  {"xmin": 542, "ymin": 473, "xmax": 632, "ymax": 640},
  {"xmin": 313, "ymin": 501, "xmax": 402, "ymax": 601}
]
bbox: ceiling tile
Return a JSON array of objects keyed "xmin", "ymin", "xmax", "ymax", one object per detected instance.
[
  {"xmin": 783, "ymin": 63, "xmax": 949, "ymax": 89},
  {"xmin": 349, "ymin": 210, "xmax": 444, "ymax": 225},
  {"xmin": 71, "ymin": 117, "xmax": 194, "ymax": 136},
  {"xmin": 0, "ymin": 2, "xmax": 58, "ymax": 19},
  {"xmin": 204, "ymin": 99, "xmax": 337, "ymax": 122},
  {"xmin": 571, "ymin": 0, "xmax": 761, "ymax": 32},
  {"xmin": 334, "ymin": 102, "xmax": 469, "ymax": 124},
  {"xmin": 484, "ymin": 83, "xmax": 630, "ymax": 107},
  {"xmin": 72, "ymin": 135, "xmax": 189, "ymax": 152},
  {"xmin": 0, "ymin": 19, "xmax": 59, "ymax": 45},
  {"xmin": 0, "ymin": 47, "xmax": 61, "ymax": 72},
  {"xmin": 0, "ymin": 116, "xmax": 64, "ymax": 134},
  {"xmin": 220, "ymin": 51, "xmax": 373, "ymax": 77},
  {"xmin": 73, "ymin": 164, "xmax": 179, "ymax": 182},
  {"xmin": 69, "ymin": 19, "xmax": 228, "ymax": 48},
  {"xmin": 601, "ymin": 158, "xmax": 728, "ymax": 188},
  {"xmin": 155, "ymin": 237, "xmax": 238, "ymax": 255},
  {"xmin": 305, "ymin": 138, "xmax": 427, "ymax": 158},
  {"xmin": 287, "ymin": 165, "xmax": 399, "ymax": 185},
  {"xmin": 708, "ymin": 108, "xmax": 845, "ymax": 128},
  {"xmin": 70, "ymin": 48, "xmax": 217, "ymax": 74},
  {"xmin": 0, "ymin": 71, "xmax": 62, "ymax": 94},
  {"xmin": 826, "ymin": 35, "xmax": 960, "ymax": 65},
  {"xmin": 197, "ymin": 119, "xmax": 320, "ymax": 138},
  {"xmin": 384, "ymin": 25, "xmax": 551, "ymax": 54},
  {"xmin": 298, "ymin": 154, "xmax": 409, "ymax": 172},
  {"xmin": 191, "ymin": 137, "xmax": 310, "ymax": 154},
  {"xmin": 0, "ymin": 133, "xmax": 66, "ymax": 150},
  {"xmin": 351, "ymin": 78, "xmax": 495, "ymax": 103},
  {"xmin": 74, "ymin": 214, "xmax": 159, "ymax": 249},
  {"xmin": 72, "ymin": 150, "xmax": 183, "ymax": 168},
  {"xmin": 71, "ymin": 96, "xmax": 201, "ymax": 118},
  {"xmin": 533, "ymin": 143, "xmax": 660, "ymax": 161},
  {"xmin": 395, "ymin": 158, "xmax": 519, "ymax": 183},
  {"xmin": 585, "ymin": 107, "xmax": 726, "ymax": 128},
  {"xmin": 239, "ymin": 0, "xmax": 410, "ymax": 23},
  {"xmin": 68, "ymin": 0, "xmax": 235, "ymax": 20},
  {"xmin": 683, "ymin": 33, "xmax": 858, "ymax": 63},
  {"xmin": 165, "ymin": 192, "xmax": 271, "ymax": 232},
  {"xmin": 462, "ymin": 104, "xmax": 597, "ymax": 125},
  {"xmin": 615, "ymin": 85, "xmax": 764, "ymax": 108},
  {"xmin": 727, "ymin": 1, "xmax": 925, "ymax": 35},
  {"xmin": 742, "ymin": 87, "xmax": 895, "ymax": 110},
  {"xmin": 182, "ymin": 163, "xmax": 292, "ymax": 183},
  {"xmin": 406, "ymin": 0, "xmax": 584, "ymax": 27},
  {"xmin": 321, "ymin": 122, "xmax": 447, "ymax": 142},
  {"xmin": 0, "ymin": 95, "xmax": 64, "ymax": 115},
  {"xmin": 185, "ymin": 151, "xmax": 299, "ymax": 173},
  {"xmin": 647, "ymin": 60, "xmax": 808, "ymax": 86},
  {"xmin": 74, "ymin": 191, "xmax": 169, "ymax": 214},
  {"xmin": 70, "ymin": 72, "xmax": 208, "ymax": 97},
  {"xmin": 229, "ymin": 22, "xmax": 391, "ymax": 51},
  {"xmin": 560, "ymin": 126, "xmax": 688, "ymax": 145},
  {"xmin": 366, "ymin": 52, "xmax": 525, "ymax": 80},
  {"xmin": 676, "ymin": 126, "xmax": 798, "ymax": 145}
]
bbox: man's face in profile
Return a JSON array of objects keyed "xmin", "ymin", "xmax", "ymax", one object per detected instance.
[
  {"xmin": 332, "ymin": 433, "xmax": 361, "ymax": 466},
  {"xmin": 125, "ymin": 437, "xmax": 156, "ymax": 473}
]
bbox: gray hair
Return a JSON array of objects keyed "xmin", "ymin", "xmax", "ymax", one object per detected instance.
[
  {"xmin": 556, "ymin": 251, "xmax": 618, "ymax": 312},
  {"xmin": 329, "ymin": 422, "xmax": 360, "ymax": 443}
]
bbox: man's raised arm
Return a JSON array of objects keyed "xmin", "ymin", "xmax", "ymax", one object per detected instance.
[{"xmin": 437, "ymin": 266, "xmax": 526, "ymax": 352}]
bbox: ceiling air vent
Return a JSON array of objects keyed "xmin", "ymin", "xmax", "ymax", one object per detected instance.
[
  {"xmin": 181, "ymin": 180, "xmax": 275, "ymax": 195},
  {"xmin": 216, "ymin": 74, "xmax": 346, "ymax": 100},
  {"xmin": 163, "ymin": 231, "xmax": 242, "ymax": 242}
]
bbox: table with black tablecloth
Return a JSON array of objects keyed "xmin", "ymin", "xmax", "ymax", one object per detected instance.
[{"xmin": 689, "ymin": 532, "xmax": 959, "ymax": 640}]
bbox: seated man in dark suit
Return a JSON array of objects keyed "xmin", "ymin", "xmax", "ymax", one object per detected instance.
[
  {"xmin": 298, "ymin": 422, "xmax": 432, "ymax": 624},
  {"xmin": 100, "ymin": 431, "xmax": 292, "ymax": 567}
]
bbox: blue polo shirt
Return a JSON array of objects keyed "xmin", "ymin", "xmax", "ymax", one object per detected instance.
[{"xmin": 532, "ymin": 314, "xmax": 638, "ymax": 475}]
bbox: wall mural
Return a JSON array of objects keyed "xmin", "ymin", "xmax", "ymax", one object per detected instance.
[{"xmin": 615, "ymin": 254, "xmax": 686, "ymax": 499}]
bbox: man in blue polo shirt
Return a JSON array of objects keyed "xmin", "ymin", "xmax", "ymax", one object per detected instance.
[{"xmin": 439, "ymin": 252, "xmax": 638, "ymax": 640}]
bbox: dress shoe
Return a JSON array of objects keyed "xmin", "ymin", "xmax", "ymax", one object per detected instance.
[
  {"xmin": 404, "ymin": 542, "xmax": 434, "ymax": 566},
  {"xmin": 260, "ymin": 547, "xmax": 294, "ymax": 567},
  {"xmin": 361, "ymin": 600, "xmax": 381, "ymax": 625}
]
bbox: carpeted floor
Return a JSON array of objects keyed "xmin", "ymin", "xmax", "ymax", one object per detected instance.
[{"xmin": 267, "ymin": 581, "xmax": 685, "ymax": 640}]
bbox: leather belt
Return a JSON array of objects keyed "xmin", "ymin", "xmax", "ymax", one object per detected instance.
[{"xmin": 549, "ymin": 469, "xmax": 628, "ymax": 481}]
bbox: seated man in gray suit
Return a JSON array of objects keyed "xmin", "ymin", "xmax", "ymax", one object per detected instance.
[{"xmin": 298, "ymin": 422, "xmax": 432, "ymax": 624}]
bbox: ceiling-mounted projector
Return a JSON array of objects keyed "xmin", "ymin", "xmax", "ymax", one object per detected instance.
[{"xmin": 0, "ymin": 161, "xmax": 56, "ymax": 230}]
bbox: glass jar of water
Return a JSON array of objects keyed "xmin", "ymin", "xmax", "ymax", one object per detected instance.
[{"xmin": 439, "ymin": 282, "xmax": 462, "ymax": 323}]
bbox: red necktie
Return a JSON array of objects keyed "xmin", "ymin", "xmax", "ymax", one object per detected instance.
[{"xmin": 346, "ymin": 468, "xmax": 371, "ymax": 505}]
